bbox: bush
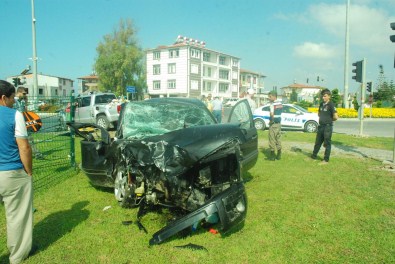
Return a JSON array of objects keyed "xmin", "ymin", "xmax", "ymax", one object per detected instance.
[
  {"xmin": 307, "ymin": 107, "xmax": 395, "ymax": 118},
  {"xmin": 38, "ymin": 104, "xmax": 61, "ymax": 112},
  {"xmin": 296, "ymin": 100, "xmax": 313, "ymax": 109}
]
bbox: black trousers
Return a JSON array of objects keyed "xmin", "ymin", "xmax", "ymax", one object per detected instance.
[{"xmin": 312, "ymin": 124, "xmax": 333, "ymax": 162}]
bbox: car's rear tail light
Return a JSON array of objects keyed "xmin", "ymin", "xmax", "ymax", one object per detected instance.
[{"xmin": 117, "ymin": 104, "xmax": 121, "ymax": 114}]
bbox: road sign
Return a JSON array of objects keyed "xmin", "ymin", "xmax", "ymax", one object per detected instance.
[{"xmin": 126, "ymin": 86, "xmax": 136, "ymax": 93}]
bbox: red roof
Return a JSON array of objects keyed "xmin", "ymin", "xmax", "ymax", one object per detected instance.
[{"xmin": 78, "ymin": 75, "xmax": 99, "ymax": 80}]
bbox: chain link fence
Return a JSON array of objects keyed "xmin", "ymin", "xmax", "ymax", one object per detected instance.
[{"xmin": 27, "ymin": 94, "xmax": 76, "ymax": 193}]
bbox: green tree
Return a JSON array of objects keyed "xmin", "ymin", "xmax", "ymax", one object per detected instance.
[
  {"xmin": 290, "ymin": 88, "xmax": 298, "ymax": 103},
  {"xmin": 313, "ymin": 90, "xmax": 321, "ymax": 106},
  {"xmin": 331, "ymin": 88, "xmax": 341, "ymax": 106},
  {"xmin": 374, "ymin": 65, "xmax": 394, "ymax": 105},
  {"xmin": 94, "ymin": 19, "xmax": 146, "ymax": 98}
]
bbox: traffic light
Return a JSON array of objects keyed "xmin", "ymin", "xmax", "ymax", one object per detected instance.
[
  {"xmin": 12, "ymin": 77, "xmax": 19, "ymax": 87},
  {"xmin": 12, "ymin": 77, "xmax": 22, "ymax": 87},
  {"xmin": 391, "ymin": 22, "xmax": 395, "ymax": 68},
  {"xmin": 366, "ymin": 82, "xmax": 372, "ymax": 93},
  {"xmin": 352, "ymin": 60, "xmax": 363, "ymax": 83}
]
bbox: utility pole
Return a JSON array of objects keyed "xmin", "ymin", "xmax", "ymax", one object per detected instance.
[
  {"xmin": 343, "ymin": 0, "xmax": 350, "ymax": 108},
  {"xmin": 351, "ymin": 58, "xmax": 366, "ymax": 136},
  {"xmin": 358, "ymin": 59, "xmax": 366, "ymax": 136},
  {"xmin": 31, "ymin": 0, "xmax": 38, "ymax": 98}
]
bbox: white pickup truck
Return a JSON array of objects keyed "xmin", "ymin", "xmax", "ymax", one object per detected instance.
[{"xmin": 74, "ymin": 93, "xmax": 121, "ymax": 130}]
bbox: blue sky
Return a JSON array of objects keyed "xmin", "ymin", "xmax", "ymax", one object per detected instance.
[{"xmin": 1, "ymin": 0, "xmax": 395, "ymax": 94}]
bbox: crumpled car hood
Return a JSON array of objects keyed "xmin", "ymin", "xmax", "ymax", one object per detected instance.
[{"xmin": 111, "ymin": 123, "xmax": 245, "ymax": 175}]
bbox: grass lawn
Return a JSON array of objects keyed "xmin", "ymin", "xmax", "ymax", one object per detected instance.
[{"xmin": 0, "ymin": 132, "xmax": 394, "ymax": 263}]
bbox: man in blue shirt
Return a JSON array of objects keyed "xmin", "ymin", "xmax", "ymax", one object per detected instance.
[{"xmin": 0, "ymin": 80, "xmax": 33, "ymax": 264}]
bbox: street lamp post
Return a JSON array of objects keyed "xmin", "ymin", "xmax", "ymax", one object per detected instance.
[
  {"xmin": 343, "ymin": 0, "xmax": 350, "ymax": 108},
  {"xmin": 31, "ymin": 0, "xmax": 38, "ymax": 97}
]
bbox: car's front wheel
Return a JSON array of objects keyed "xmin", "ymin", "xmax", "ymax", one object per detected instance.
[
  {"xmin": 304, "ymin": 121, "xmax": 318, "ymax": 133},
  {"xmin": 114, "ymin": 167, "xmax": 134, "ymax": 208},
  {"xmin": 254, "ymin": 119, "xmax": 266, "ymax": 130}
]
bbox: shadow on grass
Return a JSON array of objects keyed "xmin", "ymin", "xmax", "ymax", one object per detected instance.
[
  {"xmin": 0, "ymin": 253, "xmax": 8, "ymax": 263},
  {"xmin": 33, "ymin": 201, "xmax": 90, "ymax": 253},
  {"xmin": 332, "ymin": 140, "xmax": 368, "ymax": 158},
  {"xmin": 0, "ymin": 201, "xmax": 90, "ymax": 263}
]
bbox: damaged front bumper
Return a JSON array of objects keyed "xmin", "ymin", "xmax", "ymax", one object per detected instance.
[{"xmin": 149, "ymin": 182, "xmax": 247, "ymax": 245}]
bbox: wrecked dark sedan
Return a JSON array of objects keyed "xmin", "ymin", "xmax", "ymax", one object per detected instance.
[{"xmin": 68, "ymin": 97, "xmax": 258, "ymax": 245}]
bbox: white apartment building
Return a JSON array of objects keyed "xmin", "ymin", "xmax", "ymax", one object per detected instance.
[
  {"xmin": 281, "ymin": 83, "xmax": 322, "ymax": 103},
  {"xmin": 7, "ymin": 73, "xmax": 74, "ymax": 98},
  {"xmin": 146, "ymin": 36, "xmax": 240, "ymax": 99},
  {"xmin": 240, "ymin": 69, "xmax": 266, "ymax": 105}
]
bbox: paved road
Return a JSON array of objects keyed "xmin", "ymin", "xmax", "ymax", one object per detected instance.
[
  {"xmin": 225, "ymin": 106, "xmax": 394, "ymax": 138},
  {"xmin": 334, "ymin": 118, "xmax": 395, "ymax": 138}
]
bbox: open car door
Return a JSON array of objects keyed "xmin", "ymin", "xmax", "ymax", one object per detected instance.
[
  {"xmin": 67, "ymin": 122, "xmax": 114, "ymax": 187},
  {"xmin": 227, "ymin": 99, "xmax": 258, "ymax": 170}
]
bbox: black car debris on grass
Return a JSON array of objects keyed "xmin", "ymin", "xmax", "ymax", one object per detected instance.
[{"xmin": 68, "ymin": 97, "xmax": 258, "ymax": 245}]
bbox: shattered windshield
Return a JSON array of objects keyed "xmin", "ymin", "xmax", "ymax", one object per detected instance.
[{"xmin": 122, "ymin": 101, "xmax": 215, "ymax": 139}]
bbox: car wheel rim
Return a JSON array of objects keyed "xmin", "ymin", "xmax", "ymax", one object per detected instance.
[
  {"xmin": 114, "ymin": 170, "xmax": 127, "ymax": 202},
  {"xmin": 97, "ymin": 118, "xmax": 106, "ymax": 128},
  {"xmin": 255, "ymin": 120, "xmax": 264, "ymax": 130},
  {"xmin": 306, "ymin": 123, "xmax": 317, "ymax": 133}
]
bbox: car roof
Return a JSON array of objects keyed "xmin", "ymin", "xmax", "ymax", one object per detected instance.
[
  {"xmin": 145, "ymin": 97, "xmax": 207, "ymax": 108},
  {"xmin": 262, "ymin": 103, "xmax": 294, "ymax": 107},
  {"xmin": 78, "ymin": 92, "xmax": 115, "ymax": 97}
]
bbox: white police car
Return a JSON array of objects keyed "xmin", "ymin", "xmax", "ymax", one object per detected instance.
[{"xmin": 253, "ymin": 104, "xmax": 319, "ymax": 133}]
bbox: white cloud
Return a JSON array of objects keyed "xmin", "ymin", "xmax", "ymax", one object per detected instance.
[
  {"xmin": 293, "ymin": 42, "xmax": 337, "ymax": 59},
  {"xmin": 308, "ymin": 3, "xmax": 395, "ymax": 53}
]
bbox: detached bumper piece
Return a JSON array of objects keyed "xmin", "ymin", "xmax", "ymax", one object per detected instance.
[{"xmin": 149, "ymin": 182, "xmax": 247, "ymax": 245}]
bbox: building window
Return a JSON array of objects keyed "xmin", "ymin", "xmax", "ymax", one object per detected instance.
[
  {"xmin": 168, "ymin": 80, "xmax": 176, "ymax": 89},
  {"xmin": 219, "ymin": 83, "xmax": 229, "ymax": 92},
  {"xmin": 169, "ymin": 49, "xmax": 179, "ymax": 58},
  {"xmin": 232, "ymin": 59, "xmax": 238, "ymax": 67},
  {"xmin": 253, "ymin": 77, "xmax": 257, "ymax": 84},
  {"xmin": 153, "ymin": 64, "xmax": 161, "ymax": 75},
  {"xmin": 168, "ymin": 63, "xmax": 176, "ymax": 74},
  {"xmin": 203, "ymin": 66, "xmax": 212, "ymax": 77},
  {"xmin": 190, "ymin": 48, "xmax": 200, "ymax": 59},
  {"xmin": 232, "ymin": 71, "xmax": 238, "ymax": 79},
  {"xmin": 191, "ymin": 80, "xmax": 199, "ymax": 90},
  {"xmin": 191, "ymin": 64, "xmax": 199, "ymax": 74},
  {"xmin": 203, "ymin": 52, "xmax": 210, "ymax": 62},
  {"xmin": 39, "ymin": 88, "xmax": 43, "ymax": 95},
  {"xmin": 153, "ymin": 81, "xmax": 161, "ymax": 90},
  {"xmin": 55, "ymin": 89, "xmax": 58, "ymax": 96},
  {"xmin": 219, "ymin": 56, "xmax": 226, "ymax": 65},
  {"xmin": 219, "ymin": 69, "xmax": 229, "ymax": 80},
  {"xmin": 153, "ymin": 51, "xmax": 160, "ymax": 60},
  {"xmin": 203, "ymin": 81, "xmax": 212, "ymax": 92},
  {"xmin": 242, "ymin": 75, "xmax": 246, "ymax": 82}
]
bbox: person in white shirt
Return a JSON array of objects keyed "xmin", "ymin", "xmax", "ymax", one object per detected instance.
[
  {"xmin": 211, "ymin": 96, "xmax": 223, "ymax": 123},
  {"xmin": 246, "ymin": 88, "xmax": 257, "ymax": 112}
]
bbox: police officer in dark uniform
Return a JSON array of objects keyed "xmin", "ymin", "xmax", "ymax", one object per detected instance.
[
  {"xmin": 311, "ymin": 89, "xmax": 338, "ymax": 164},
  {"xmin": 268, "ymin": 91, "xmax": 283, "ymax": 160}
]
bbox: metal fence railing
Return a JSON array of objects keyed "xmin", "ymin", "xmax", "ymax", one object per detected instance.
[{"xmin": 26, "ymin": 95, "xmax": 76, "ymax": 193}]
